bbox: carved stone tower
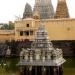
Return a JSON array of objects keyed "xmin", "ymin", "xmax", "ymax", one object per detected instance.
[
  {"xmin": 33, "ymin": 0, "xmax": 54, "ymax": 19},
  {"xmin": 23, "ymin": 3, "xmax": 33, "ymax": 19},
  {"xmin": 18, "ymin": 24, "xmax": 65, "ymax": 75},
  {"xmin": 54, "ymin": 0, "xmax": 69, "ymax": 18}
]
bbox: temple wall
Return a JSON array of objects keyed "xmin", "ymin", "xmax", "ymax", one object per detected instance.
[
  {"xmin": 15, "ymin": 18, "xmax": 75, "ymax": 41},
  {"xmin": 0, "ymin": 30, "xmax": 15, "ymax": 42},
  {"xmin": 15, "ymin": 19, "xmax": 40, "ymax": 41},
  {"xmin": 43, "ymin": 19, "xmax": 75, "ymax": 40},
  {"xmin": 0, "ymin": 18, "xmax": 75, "ymax": 41}
]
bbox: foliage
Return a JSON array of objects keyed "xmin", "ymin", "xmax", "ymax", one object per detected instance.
[{"xmin": 0, "ymin": 22, "xmax": 14, "ymax": 30}]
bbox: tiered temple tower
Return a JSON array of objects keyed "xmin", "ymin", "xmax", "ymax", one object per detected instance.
[
  {"xmin": 18, "ymin": 24, "xmax": 65, "ymax": 75},
  {"xmin": 23, "ymin": 3, "xmax": 33, "ymax": 19},
  {"xmin": 54, "ymin": 0, "xmax": 69, "ymax": 18},
  {"xmin": 33, "ymin": 0, "xmax": 54, "ymax": 19}
]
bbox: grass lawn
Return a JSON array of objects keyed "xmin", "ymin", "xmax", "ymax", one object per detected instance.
[
  {"xmin": 0, "ymin": 57, "xmax": 75, "ymax": 75},
  {"xmin": 0, "ymin": 67, "xmax": 16, "ymax": 75},
  {"xmin": 63, "ymin": 57, "xmax": 75, "ymax": 75},
  {"xmin": 64, "ymin": 68, "xmax": 75, "ymax": 75}
]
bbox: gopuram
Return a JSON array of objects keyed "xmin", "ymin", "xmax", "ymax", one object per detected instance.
[{"xmin": 17, "ymin": 24, "xmax": 65, "ymax": 75}]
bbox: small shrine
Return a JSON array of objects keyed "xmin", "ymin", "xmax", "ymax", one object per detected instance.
[{"xmin": 17, "ymin": 24, "xmax": 66, "ymax": 75}]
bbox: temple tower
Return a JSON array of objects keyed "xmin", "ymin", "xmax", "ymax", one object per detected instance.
[
  {"xmin": 54, "ymin": 0, "xmax": 69, "ymax": 18},
  {"xmin": 23, "ymin": 3, "xmax": 33, "ymax": 19},
  {"xmin": 33, "ymin": 0, "xmax": 54, "ymax": 19}
]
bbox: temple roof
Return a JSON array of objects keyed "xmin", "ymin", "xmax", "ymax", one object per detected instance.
[
  {"xmin": 23, "ymin": 3, "xmax": 33, "ymax": 19},
  {"xmin": 54, "ymin": 0, "xmax": 69, "ymax": 18},
  {"xmin": 33, "ymin": 0, "xmax": 54, "ymax": 19}
]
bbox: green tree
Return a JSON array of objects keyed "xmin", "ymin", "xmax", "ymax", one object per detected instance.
[
  {"xmin": 0, "ymin": 24, "xmax": 9, "ymax": 30},
  {"xmin": 0, "ymin": 22, "xmax": 14, "ymax": 30},
  {"xmin": 8, "ymin": 22, "xmax": 14, "ymax": 30}
]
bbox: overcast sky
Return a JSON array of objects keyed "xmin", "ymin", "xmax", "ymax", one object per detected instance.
[{"xmin": 0, "ymin": 0, "xmax": 75, "ymax": 23}]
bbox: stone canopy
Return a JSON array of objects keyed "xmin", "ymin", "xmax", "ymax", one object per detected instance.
[{"xmin": 17, "ymin": 24, "xmax": 65, "ymax": 66}]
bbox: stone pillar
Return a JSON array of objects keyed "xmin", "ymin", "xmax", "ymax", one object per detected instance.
[
  {"xmin": 46, "ymin": 66, "xmax": 51, "ymax": 75},
  {"xmin": 37, "ymin": 66, "xmax": 42, "ymax": 75},
  {"xmin": 32, "ymin": 66, "xmax": 36, "ymax": 75},
  {"xmin": 50, "ymin": 66, "xmax": 54, "ymax": 75},
  {"xmin": 24, "ymin": 66, "xmax": 29, "ymax": 75},
  {"xmin": 35, "ymin": 67, "xmax": 38, "ymax": 75},
  {"xmin": 24, "ymin": 50, "xmax": 29, "ymax": 61},
  {"xmin": 59, "ymin": 66, "xmax": 63, "ymax": 75},
  {"xmin": 54, "ymin": 66, "xmax": 63, "ymax": 75},
  {"xmin": 19, "ymin": 66, "xmax": 25, "ymax": 75},
  {"xmin": 42, "ymin": 52, "xmax": 46, "ymax": 62},
  {"xmin": 35, "ymin": 50, "xmax": 41, "ymax": 61},
  {"xmin": 42, "ymin": 66, "xmax": 46, "ymax": 75},
  {"xmin": 29, "ymin": 51, "xmax": 33, "ymax": 62},
  {"xmin": 29, "ymin": 66, "xmax": 32, "ymax": 75},
  {"xmin": 23, "ymin": 66, "xmax": 27, "ymax": 75},
  {"xmin": 53, "ymin": 67, "xmax": 58, "ymax": 75}
]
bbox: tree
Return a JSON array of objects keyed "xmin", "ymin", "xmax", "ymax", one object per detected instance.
[
  {"xmin": 0, "ymin": 24, "xmax": 9, "ymax": 30},
  {"xmin": 8, "ymin": 21, "xmax": 14, "ymax": 30},
  {"xmin": 0, "ymin": 22, "xmax": 14, "ymax": 30}
]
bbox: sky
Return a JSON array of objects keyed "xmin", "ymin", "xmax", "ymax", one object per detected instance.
[{"xmin": 0, "ymin": 0, "xmax": 75, "ymax": 23}]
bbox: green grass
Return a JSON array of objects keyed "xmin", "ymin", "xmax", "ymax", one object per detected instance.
[
  {"xmin": 0, "ymin": 67, "xmax": 15, "ymax": 75},
  {"xmin": 64, "ymin": 68, "xmax": 75, "ymax": 75},
  {"xmin": 63, "ymin": 57, "xmax": 75, "ymax": 75},
  {"xmin": 63, "ymin": 57, "xmax": 75, "ymax": 68},
  {"xmin": 0, "ymin": 57, "xmax": 19, "ymax": 75},
  {"xmin": 0, "ymin": 57, "xmax": 75, "ymax": 75}
]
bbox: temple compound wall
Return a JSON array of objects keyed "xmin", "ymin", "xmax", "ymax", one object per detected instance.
[
  {"xmin": 0, "ymin": 30, "xmax": 14, "ymax": 42},
  {"xmin": 0, "ymin": 18, "xmax": 75, "ymax": 42},
  {"xmin": 15, "ymin": 18, "xmax": 75, "ymax": 41}
]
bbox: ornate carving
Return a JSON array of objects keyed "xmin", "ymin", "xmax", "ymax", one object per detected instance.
[
  {"xmin": 54, "ymin": 0, "xmax": 69, "ymax": 18},
  {"xmin": 23, "ymin": 3, "xmax": 33, "ymax": 19}
]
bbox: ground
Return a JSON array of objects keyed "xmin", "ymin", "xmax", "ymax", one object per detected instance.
[{"xmin": 0, "ymin": 57, "xmax": 75, "ymax": 75}]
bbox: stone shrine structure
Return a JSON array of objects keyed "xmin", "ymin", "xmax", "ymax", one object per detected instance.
[{"xmin": 17, "ymin": 24, "xmax": 65, "ymax": 75}]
